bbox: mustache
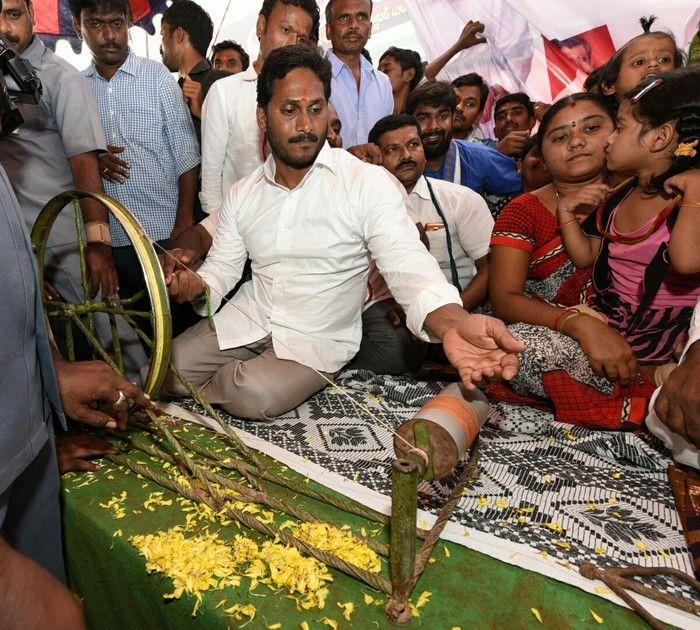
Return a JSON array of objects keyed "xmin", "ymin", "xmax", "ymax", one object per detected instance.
[
  {"xmin": 2, "ymin": 34, "xmax": 20, "ymax": 44},
  {"xmin": 288, "ymin": 133, "xmax": 319, "ymax": 144},
  {"xmin": 420, "ymin": 130, "xmax": 445, "ymax": 142},
  {"xmin": 396, "ymin": 160, "xmax": 417, "ymax": 170}
]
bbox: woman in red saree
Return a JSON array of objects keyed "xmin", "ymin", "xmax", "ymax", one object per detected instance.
[{"xmin": 488, "ymin": 93, "xmax": 657, "ymax": 430}]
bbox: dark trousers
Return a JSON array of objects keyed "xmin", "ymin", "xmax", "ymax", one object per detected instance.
[
  {"xmin": 0, "ymin": 433, "xmax": 65, "ymax": 583},
  {"xmin": 348, "ymin": 298, "xmax": 427, "ymax": 375},
  {"xmin": 112, "ymin": 239, "xmax": 201, "ymax": 344}
]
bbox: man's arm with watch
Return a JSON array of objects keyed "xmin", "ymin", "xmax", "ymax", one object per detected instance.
[{"xmin": 69, "ymin": 151, "xmax": 119, "ymax": 297}]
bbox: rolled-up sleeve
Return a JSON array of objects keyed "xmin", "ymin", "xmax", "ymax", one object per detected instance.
[
  {"xmin": 359, "ymin": 166, "xmax": 461, "ymax": 342},
  {"xmin": 200, "ymin": 79, "xmax": 230, "ymax": 214},
  {"xmin": 195, "ymin": 186, "xmax": 247, "ymax": 315},
  {"xmin": 51, "ymin": 69, "xmax": 106, "ymax": 156},
  {"xmin": 159, "ymin": 72, "xmax": 200, "ymax": 177}
]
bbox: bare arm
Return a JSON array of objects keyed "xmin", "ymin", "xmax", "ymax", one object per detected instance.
[
  {"xmin": 489, "ymin": 246, "xmax": 563, "ymax": 327},
  {"xmin": 171, "ymin": 165, "xmax": 200, "ymax": 241},
  {"xmin": 460, "ymin": 254, "xmax": 489, "ymax": 311},
  {"xmin": 69, "ymin": 151, "xmax": 119, "ymax": 297},
  {"xmin": 556, "ymin": 184, "xmax": 609, "ymax": 268},
  {"xmin": 423, "ymin": 21, "xmax": 486, "ymax": 82},
  {"xmin": 665, "ymin": 172, "xmax": 700, "ymax": 275}
]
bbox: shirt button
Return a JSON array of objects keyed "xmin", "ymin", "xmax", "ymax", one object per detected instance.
[
  {"xmin": 108, "ymin": 87, "xmax": 112, "ymax": 93},
  {"xmin": 110, "ymin": 110, "xmax": 114, "ymax": 116},
  {"xmin": 112, "ymin": 133, "xmax": 117, "ymax": 139}
]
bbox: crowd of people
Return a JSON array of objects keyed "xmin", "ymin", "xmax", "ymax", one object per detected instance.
[{"xmin": 0, "ymin": 0, "xmax": 699, "ymax": 621}]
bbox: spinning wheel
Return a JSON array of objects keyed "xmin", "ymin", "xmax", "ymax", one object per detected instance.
[{"xmin": 30, "ymin": 191, "xmax": 172, "ymax": 395}]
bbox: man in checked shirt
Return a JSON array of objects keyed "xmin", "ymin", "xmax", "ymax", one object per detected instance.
[{"xmin": 70, "ymin": 0, "xmax": 201, "ymax": 337}]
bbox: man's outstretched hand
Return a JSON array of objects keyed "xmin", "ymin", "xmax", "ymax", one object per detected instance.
[
  {"xmin": 54, "ymin": 360, "xmax": 159, "ymax": 430},
  {"xmin": 425, "ymin": 305, "xmax": 525, "ymax": 389}
]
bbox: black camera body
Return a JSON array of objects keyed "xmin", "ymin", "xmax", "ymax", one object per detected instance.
[{"xmin": 0, "ymin": 38, "xmax": 42, "ymax": 137}]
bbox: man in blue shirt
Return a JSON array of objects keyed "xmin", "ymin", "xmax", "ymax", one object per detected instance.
[
  {"xmin": 72, "ymin": 0, "xmax": 201, "ymax": 336},
  {"xmin": 405, "ymin": 81, "xmax": 522, "ymax": 198},
  {"xmin": 325, "ymin": 0, "xmax": 393, "ymax": 146}
]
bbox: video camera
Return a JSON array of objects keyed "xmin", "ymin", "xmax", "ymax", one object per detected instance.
[{"xmin": 0, "ymin": 35, "xmax": 42, "ymax": 137}]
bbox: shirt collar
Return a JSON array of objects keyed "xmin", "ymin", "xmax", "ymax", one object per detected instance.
[
  {"xmin": 260, "ymin": 141, "xmax": 338, "ymax": 187},
  {"xmin": 326, "ymin": 48, "xmax": 374, "ymax": 79},
  {"xmin": 410, "ymin": 175, "xmax": 431, "ymax": 201},
  {"xmin": 85, "ymin": 48, "xmax": 137, "ymax": 79},
  {"xmin": 188, "ymin": 58, "xmax": 212, "ymax": 76},
  {"xmin": 20, "ymin": 36, "xmax": 45, "ymax": 68}
]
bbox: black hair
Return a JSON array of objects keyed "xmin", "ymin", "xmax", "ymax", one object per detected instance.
[
  {"xmin": 624, "ymin": 66, "xmax": 700, "ymax": 187},
  {"xmin": 522, "ymin": 135, "xmax": 539, "ymax": 158},
  {"xmin": 361, "ymin": 47, "xmax": 372, "ymax": 64},
  {"xmin": 211, "ymin": 40, "xmax": 250, "ymax": 71},
  {"xmin": 259, "ymin": 0, "xmax": 321, "ymax": 43},
  {"xmin": 257, "ymin": 44, "xmax": 331, "ymax": 109},
  {"xmin": 68, "ymin": 0, "xmax": 130, "ymax": 20},
  {"xmin": 494, "ymin": 92, "xmax": 535, "ymax": 119},
  {"xmin": 368, "ymin": 114, "xmax": 420, "ymax": 146},
  {"xmin": 536, "ymin": 92, "xmax": 616, "ymax": 154},
  {"xmin": 451, "ymin": 73, "xmax": 489, "ymax": 113},
  {"xmin": 552, "ymin": 35, "xmax": 592, "ymax": 57},
  {"xmin": 405, "ymin": 81, "xmax": 456, "ymax": 115},
  {"xmin": 325, "ymin": 0, "xmax": 373, "ymax": 24},
  {"xmin": 378, "ymin": 47, "xmax": 424, "ymax": 91},
  {"xmin": 585, "ymin": 16, "xmax": 684, "ymax": 100},
  {"xmin": 162, "ymin": 0, "xmax": 213, "ymax": 59}
]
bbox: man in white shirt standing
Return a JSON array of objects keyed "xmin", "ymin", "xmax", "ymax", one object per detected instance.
[
  {"xmin": 325, "ymin": 0, "xmax": 393, "ymax": 147},
  {"xmin": 162, "ymin": 45, "xmax": 523, "ymax": 420},
  {"xmin": 199, "ymin": 0, "xmax": 319, "ymax": 214}
]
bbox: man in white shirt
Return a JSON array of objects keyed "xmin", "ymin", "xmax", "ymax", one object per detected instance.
[
  {"xmin": 646, "ymin": 300, "xmax": 700, "ymax": 468},
  {"xmin": 325, "ymin": 0, "xmax": 393, "ymax": 147},
  {"xmin": 348, "ymin": 114, "xmax": 494, "ymax": 375},
  {"xmin": 161, "ymin": 45, "xmax": 523, "ymax": 420},
  {"xmin": 369, "ymin": 114, "xmax": 493, "ymax": 310},
  {"xmin": 199, "ymin": 0, "xmax": 319, "ymax": 214}
]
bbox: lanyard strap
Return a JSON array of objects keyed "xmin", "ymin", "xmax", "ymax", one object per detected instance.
[{"xmin": 425, "ymin": 178, "xmax": 461, "ymax": 291}]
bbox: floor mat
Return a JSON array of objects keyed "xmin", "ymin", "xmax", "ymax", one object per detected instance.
[{"xmin": 177, "ymin": 369, "xmax": 698, "ymax": 627}]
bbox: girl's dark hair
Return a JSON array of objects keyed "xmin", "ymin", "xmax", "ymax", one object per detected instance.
[
  {"xmin": 624, "ymin": 66, "xmax": 700, "ymax": 187},
  {"xmin": 536, "ymin": 92, "xmax": 616, "ymax": 154},
  {"xmin": 585, "ymin": 16, "xmax": 684, "ymax": 102}
]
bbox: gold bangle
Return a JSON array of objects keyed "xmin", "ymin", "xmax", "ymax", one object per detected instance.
[{"xmin": 557, "ymin": 310, "xmax": 582, "ymax": 333}]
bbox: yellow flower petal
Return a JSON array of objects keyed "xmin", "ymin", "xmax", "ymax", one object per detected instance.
[
  {"xmin": 531, "ymin": 608, "xmax": 543, "ymax": 623},
  {"xmin": 337, "ymin": 601, "xmax": 354, "ymax": 621},
  {"xmin": 321, "ymin": 618, "xmax": 338, "ymax": 630},
  {"xmin": 443, "ymin": 545, "xmax": 451, "ymax": 558},
  {"xmin": 590, "ymin": 609, "xmax": 604, "ymax": 624}
]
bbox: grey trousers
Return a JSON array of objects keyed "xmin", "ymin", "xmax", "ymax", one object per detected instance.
[
  {"xmin": 0, "ymin": 433, "xmax": 65, "ymax": 583},
  {"xmin": 162, "ymin": 318, "xmax": 334, "ymax": 420},
  {"xmin": 348, "ymin": 298, "xmax": 427, "ymax": 375}
]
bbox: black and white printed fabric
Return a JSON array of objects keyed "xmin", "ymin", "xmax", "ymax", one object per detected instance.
[{"xmin": 181, "ymin": 369, "xmax": 697, "ymax": 607}]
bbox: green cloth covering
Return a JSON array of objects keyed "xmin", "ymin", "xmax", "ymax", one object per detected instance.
[
  {"xmin": 689, "ymin": 33, "xmax": 700, "ymax": 65},
  {"xmin": 62, "ymin": 422, "xmax": 647, "ymax": 629}
]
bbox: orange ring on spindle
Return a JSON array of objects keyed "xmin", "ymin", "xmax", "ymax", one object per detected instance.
[{"xmin": 421, "ymin": 395, "xmax": 480, "ymax": 446}]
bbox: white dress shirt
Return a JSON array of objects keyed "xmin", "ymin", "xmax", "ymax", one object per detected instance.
[
  {"xmin": 407, "ymin": 176, "xmax": 494, "ymax": 289},
  {"xmin": 196, "ymin": 143, "xmax": 461, "ymax": 372},
  {"xmin": 200, "ymin": 66, "xmax": 263, "ymax": 214}
]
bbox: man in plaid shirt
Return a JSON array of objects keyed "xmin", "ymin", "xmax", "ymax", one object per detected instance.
[{"xmin": 71, "ymin": 0, "xmax": 201, "ymax": 336}]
